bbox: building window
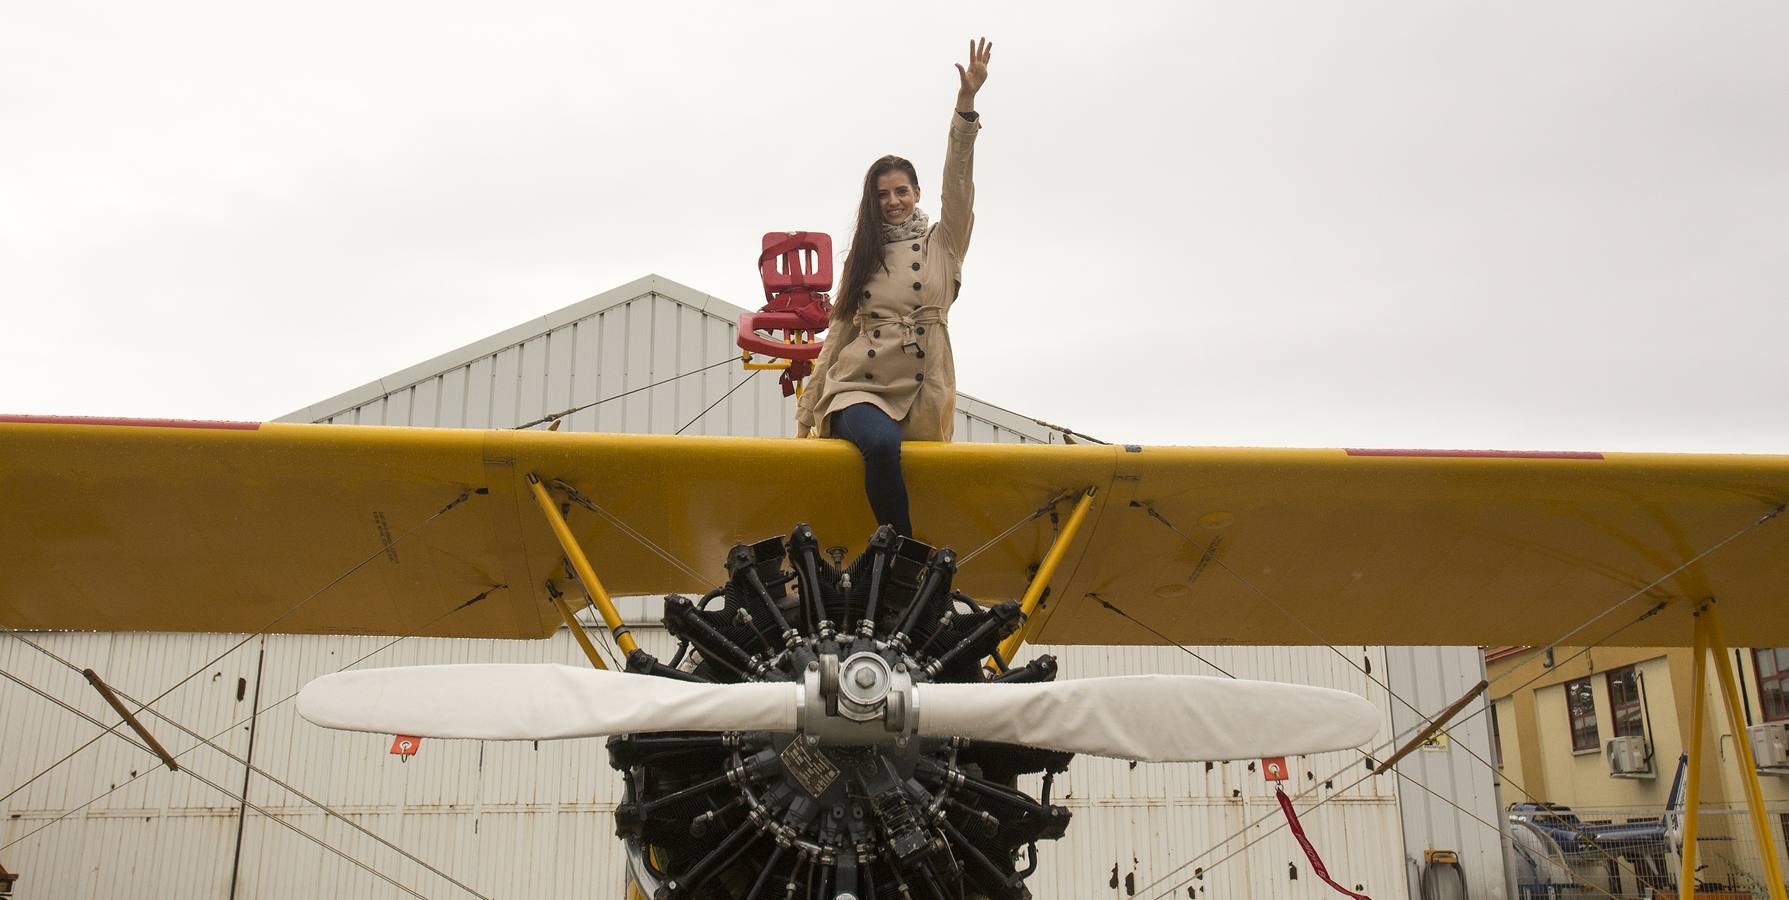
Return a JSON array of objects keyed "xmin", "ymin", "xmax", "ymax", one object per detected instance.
[
  {"xmin": 1605, "ymin": 666, "xmax": 1645, "ymax": 738},
  {"xmin": 1567, "ymin": 677, "xmax": 1599, "ymax": 752},
  {"xmin": 1491, "ymin": 703, "xmax": 1504, "ymax": 767},
  {"xmin": 1755, "ymin": 648, "xmax": 1789, "ymax": 722}
]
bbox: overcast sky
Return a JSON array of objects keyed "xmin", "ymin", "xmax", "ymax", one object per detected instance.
[{"xmin": 4, "ymin": 2, "xmax": 1785, "ymax": 451}]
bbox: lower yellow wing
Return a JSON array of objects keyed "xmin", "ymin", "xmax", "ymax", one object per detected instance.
[{"xmin": 2, "ymin": 417, "xmax": 1785, "ymax": 647}]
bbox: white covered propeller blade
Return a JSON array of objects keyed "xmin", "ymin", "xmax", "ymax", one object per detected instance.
[
  {"xmin": 298, "ymin": 664, "xmax": 795, "ymax": 741},
  {"xmin": 298, "ymin": 664, "xmax": 1378, "ymax": 763},
  {"xmin": 919, "ymin": 675, "xmax": 1379, "ymax": 763}
]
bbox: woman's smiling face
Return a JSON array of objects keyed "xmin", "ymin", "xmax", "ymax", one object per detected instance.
[{"xmin": 876, "ymin": 170, "xmax": 920, "ymax": 225}]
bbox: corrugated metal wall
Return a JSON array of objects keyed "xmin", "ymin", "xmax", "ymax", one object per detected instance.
[
  {"xmin": 1385, "ymin": 646, "xmax": 1513, "ymax": 899},
  {"xmin": 1, "ymin": 275, "xmax": 1506, "ymax": 898},
  {"xmin": 3, "ymin": 631, "xmax": 1427, "ymax": 900}
]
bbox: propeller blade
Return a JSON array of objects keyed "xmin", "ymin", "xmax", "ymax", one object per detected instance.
[
  {"xmin": 297, "ymin": 664, "xmax": 795, "ymax": 741},
  {"xmin": 918, "ymin": 675, "xmax": 1379, "ymax": 763}
]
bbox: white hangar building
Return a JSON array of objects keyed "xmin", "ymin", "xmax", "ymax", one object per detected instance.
[{"xmin": 0, "ymin": 275, "xmax": 1509, "ymax": 899}]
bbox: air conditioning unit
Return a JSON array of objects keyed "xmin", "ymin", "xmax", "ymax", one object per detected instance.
[
  {"xmin": 1606, "ymin": 735, "xmax": 1652, "ymax": 777},
  {"xmin": 1750, "ymin": 723, "xmax": 1789, "ymax": 773}
]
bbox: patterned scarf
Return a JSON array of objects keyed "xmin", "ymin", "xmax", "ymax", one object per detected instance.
[{"xmin": 880, "ymin": 207, "xmax": 930, "ymax": 244}]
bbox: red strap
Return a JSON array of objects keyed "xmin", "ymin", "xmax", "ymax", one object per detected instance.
[{"xmin": 1275, "ymin": 788, "xmax": 1371, "ymax": 899}]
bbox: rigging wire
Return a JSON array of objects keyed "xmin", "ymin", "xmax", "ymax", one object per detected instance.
[
  {"xmin": 957, "ymin": 489, "xmax": 1078, "ymax": 567},
  {"xmin": 1128, "ymin": 581, "xmax": 1715, "ymax": 900},
  {"xmin": 0, "ymin": 487, "xmax": 480, "ymax": 807},
  {"xmin": 1090, "ymin": 594, "xmax": 1235, "ymax": 679},
  {"xmin": 551, "ymin": 479, "xmax": 710, "ymax": 585},
  {"xmin": 18, "ymin": 638, "xmax": 494, "ymax": 900},
  {"xmin": 0, "ymin": 664, "xmax": 437, "ymax": 900},
  {"xmin": 513, "ymin": 355, "xmax": 739, "ymax": 431},
  {"xmin": 674, "ymin": 369, "xmax": 759, "ymax": 436},
  {"xmin": 1133, "ymin": 497, "xmax": 1781, "ymax": 773},
  {"xmin": 0, "ymin": 588, "xmax": 499, "ymax": 879}
]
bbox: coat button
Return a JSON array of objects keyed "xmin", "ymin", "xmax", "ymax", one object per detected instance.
[
  {"xmin": 867, "ymin": 349, "xmax": 876, "ymax": 358},
  {"xmin": 911, "ymin": 262, "xmax": 921, "ymax": 271},
  {"xmin": 911, "ymin": 282, "xmax": 921, "ymax": 290},
  {"xmin": 915, "ymin": 326, "xmax": 925, "ymax": 335},
  {"xmin": 911, "ymin": 243, "xmax": 921, "ymax": 251},
  {"xmin": 865, "ymin": 372, "xmax": 875, "ymax": 381},
  {"xmin": 873, "ymin": 329, "xmax": 881, "ymax": 338},
  {"xmin": 917, "ymin": 350, "xmax": 926, "ymax": 358},
  {"xmin": 914, "ymin": 373, "xmax": 925, "ymax": 382},
  {"xmin": 862, "ymin": 290, "xmax": 870, "ymax": 299}
]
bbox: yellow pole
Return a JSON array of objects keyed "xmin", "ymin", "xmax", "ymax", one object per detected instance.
[
  {"xmin": 547, "ymin": 583, "xmax": 608, "ymax": 670},
  {"xmin": 526, "ymin": 474, "xmax": 641, "ymax": 658},
  {"xmin": 1679, "ymin": 611, "xmax": 1709, "ymax": 900},
  {"xmin": 1703, "ymin": 603, "xmax": 1789, "ymax": 900},
  {"xmin": 993, "ymin": 487, "xmax": 1098, "ymax": 667}
]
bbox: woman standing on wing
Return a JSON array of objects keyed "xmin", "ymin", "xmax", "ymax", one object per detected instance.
[{"xmin": 796, "ymin": 37, "xmax": 992, "ymax": 539}]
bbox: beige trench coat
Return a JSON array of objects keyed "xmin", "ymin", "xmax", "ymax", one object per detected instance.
[{"xmin": 796, "ymin": 112, "xmax": 981, "ymax": 442}]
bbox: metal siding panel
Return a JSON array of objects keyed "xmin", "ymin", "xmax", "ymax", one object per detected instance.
[
  {"xmin": 384, "ymin": 387, "xmax": 413, "ymax": 427},
  {"xmin": 461, "ymin": 356, "xmax": 494, "ymax": 429},
  {"xmin": 410, "ymin": 376, "xmax": 441, "ymax": 429},
  {"xmin": 517, "ymin": 334, "xmax": 550, "ymax": 428},
  {"xmin": 544, "ymin": 323, "xmax": 575, "ymax": 428},
  {"xmin": 489, "ymin": 343, "xmax": 523, "ymax": 429},
  {"xmin": 567, "ymin": 320, "xmax": 599, "ymax": 433},
  {"xmin": 1387, "ymin": 645, "xmax": 1510, "ymax": 899}
]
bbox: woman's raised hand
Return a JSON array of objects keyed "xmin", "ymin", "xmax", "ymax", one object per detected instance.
[{"xmin": 955, "ymin": 37, "xmax": 992, "ymax": 97}]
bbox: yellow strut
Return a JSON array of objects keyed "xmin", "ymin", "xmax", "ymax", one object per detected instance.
[
  {"xmin": 546, "ymin": 582, "xmax": 608, "ymax": 670},
  {"xmin": 992, "ymin": 487, "xmax": 1099, "ymax": 667},
  {"xmin": 526, "ymin": 474, "xmax": 642, "ymax": 659},
  {"xmin": 1702, "ymin": 602, "xmax": 1789, "ymax": 900},
  {"xmin": 1678, "ymin": 610, "xmax": 1709, "ymax": 899}
]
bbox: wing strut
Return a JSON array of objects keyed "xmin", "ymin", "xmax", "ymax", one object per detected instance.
[
  {"xmin": 1681, "ymin": 600, "xmax": 1789, "ymax": 900},
  {"xmin": 526, "ymin": 473, "xmax": 641, "ymax": 664},
  {"xmin": 989, "ymin": 487, "xmax": 1098, "ymax": 668}
]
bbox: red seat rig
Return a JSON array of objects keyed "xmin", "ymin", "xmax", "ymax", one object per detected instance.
[{"xmin": 739, "ymin": 231, "xmax": 833, "ymax": 397}]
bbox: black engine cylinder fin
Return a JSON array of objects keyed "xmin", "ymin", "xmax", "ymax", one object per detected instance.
[
  {"xmin": 990, "ymin": 654, "xmax": 1058, "ymax": 684},
  {"xmin": 662, "ymin": 595, "xmax": 760, "ymax": 681},
  {"xmin": 607, "ymin": 733, "xmax": 736, "ymax": 770},
  {"xmin": 726, "ymin": 540, "xmax": 800, "ymax": 647},
  {"xmin": 940, "ymin": 794, "xmax": 1000, "ymax": 837},
  {"xmin": 922, "ymin": 599, "xmax": 1023, "ymax": 678},
  {"xmin": 954, "ymin": 742, "xmax": 1074, "ymax": 787},
  {"xmin": 786, "ymin": 523, "xmax": 836, "ymax": 638},
  {"xmin": 740, "ymin": 841, "xmax": 786, "ymax": 900},
  {"xmin": 625, "ymin": 648, "xmax": 710, "ymax": 683},
  {"xmin": 856, "ymin": 525, "xmax": 899, "ymax": 637},
  {"xmin": 914, "ymin": 757, "xmax": 1054, "ymax": 821},
  {"xmin": 660, "ymin": 814, "xmax": 761, "ymax": 899},
  {"xmin": 891, "ymin": 545, "xmax": 956, "ymax": 652},
  {"xmin": 615, "ymin": 524, "xmax": 1073, "ymax": 900},
  {"xmin": 936, "ymin": 812, "xmax": 1015, "ymax": 896}
]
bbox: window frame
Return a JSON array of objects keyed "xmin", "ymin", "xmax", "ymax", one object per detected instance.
[
  {"xmin": 1754, "ymin": 648, "xmax": 1789, "ymax": 723},
  {"xmin": 1566, "ymin": 676, "xmax": 1599, "ymax": 753},
  {"xmin": 1605, "ymin": 665, "xmax": 1645, "ymax": 739}
]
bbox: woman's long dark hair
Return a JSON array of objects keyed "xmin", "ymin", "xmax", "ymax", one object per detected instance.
[{"xmin": 833, "ymin": 155, "xmax": 920, "ymax": 323}]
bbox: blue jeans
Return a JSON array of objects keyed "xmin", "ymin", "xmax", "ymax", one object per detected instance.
[{"xmin": 831, "ymin": 403, "xmax": 913, "ymax": 538}]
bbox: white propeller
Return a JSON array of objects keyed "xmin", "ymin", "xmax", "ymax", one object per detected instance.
[{"xmin": 299, "ymin": 664, "xmax": 1378, "ymax": 763}]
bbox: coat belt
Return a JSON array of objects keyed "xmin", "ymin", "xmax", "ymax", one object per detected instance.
[{"xmin": 858, "ymin": 307, "xmax": 945, "ymax": 352}]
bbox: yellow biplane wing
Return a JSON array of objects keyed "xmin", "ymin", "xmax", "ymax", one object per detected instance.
[{"xmin": 3, "ymin": 416, "xmax": 1786, "ymax": 648}]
